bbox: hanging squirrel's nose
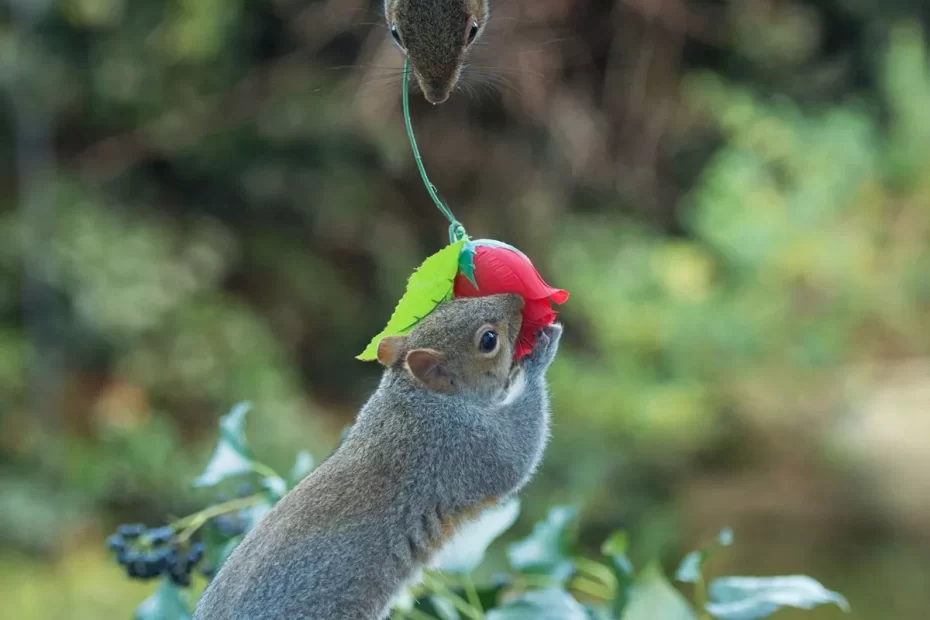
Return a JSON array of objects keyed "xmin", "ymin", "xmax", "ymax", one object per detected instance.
[{"xmin": 424, "ymin": 81, "xmax": 450, "ymax": 104}]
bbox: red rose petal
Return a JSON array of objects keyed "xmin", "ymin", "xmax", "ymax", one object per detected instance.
[
  {"xmin": 454, "ymin": 245, "xmax": 569, "ymax": 305},
  {"xmin": 514, "ymin": 298, "xmax": 558, "ymax": 359},
  {"xmin": 452, "ymin": 243, "xmax": 566, "ymax": 360}
]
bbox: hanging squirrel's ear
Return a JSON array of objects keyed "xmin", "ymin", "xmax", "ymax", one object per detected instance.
[
  {"xmin": 405, "ymin": 349, "xmax": 456, "ymax": 393},
  {"xmin": 377, "ymin": 336, "xmax": 407, "ymax": 367}
]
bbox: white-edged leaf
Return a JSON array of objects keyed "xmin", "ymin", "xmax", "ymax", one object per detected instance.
[
  {"xmin": 193, "ymin": 403, "xmax": 254, "ymax": 488},
  {"xmin": 486, "ymin": 587, "xmax": 588, "ymax": 620},
  {"xmin": 706, "ymin": 575, "xmax": 850, "ymax": 619},
  {"xmin": 507, "ymin": 505, "xmax": 578, "ymax": 580},
  {"xmin": 288, "ymin": 450, "xmax": 315, "ymax": 486},
  {"xmin": 135, "ymin": 578, "xmax": 191, "ymax": 620}
]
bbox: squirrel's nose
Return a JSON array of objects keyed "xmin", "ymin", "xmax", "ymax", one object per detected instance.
[{"xmin": 425, "ymin": 83, "xmax": 449, "ymax": 104}]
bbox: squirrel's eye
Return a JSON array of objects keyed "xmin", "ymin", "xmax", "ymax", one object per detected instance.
[
  {"xmin": 391, "ymin": 23, "xmax": 403, "ymax": 47},
  {"xmin": 478, "ymin": 330, "xmax": 498, "ymax": 354},
  {"xmin": 467, "ymin": 20, "xmax": 480, "ymax": 44}
]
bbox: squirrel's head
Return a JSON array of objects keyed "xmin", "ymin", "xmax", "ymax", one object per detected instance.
[
  {"xmin": 377, "ymin": 293, "xmax": 523, "ymax": 399},
  {"xmin": 384, "ymin": 0, "xmax": 489, "ymax": 104}
]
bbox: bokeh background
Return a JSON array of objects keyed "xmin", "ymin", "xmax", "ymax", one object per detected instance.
[{"xmin": 3, "ymin": 0, "xmax": 930, "ymax": 618}]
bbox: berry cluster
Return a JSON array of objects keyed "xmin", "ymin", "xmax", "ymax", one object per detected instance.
[
  {"xmin": 107, "ymin": 523, "xmax": 206, "ymax": 586},
  {"xmin": 106, "ymin": 484, "xmax": 261, "ymax": 585}
]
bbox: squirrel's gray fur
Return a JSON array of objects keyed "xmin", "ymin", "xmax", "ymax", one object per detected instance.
[
  {"xmin": 194, "ymin": 293, "xmax": 562, "ymax": 620},
  {"xmin": 384, "ymin": 0, "xmax": 490, "ymax": 103}
]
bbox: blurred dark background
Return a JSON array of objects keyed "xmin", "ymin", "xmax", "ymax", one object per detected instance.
[{"xmin": 2, "ymin": 0, "xmax": 929, "ymax": 617}]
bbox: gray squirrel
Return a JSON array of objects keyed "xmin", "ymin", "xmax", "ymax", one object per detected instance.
[
  {"xmin": 384, "ymin": 0, "xmax": 490, "ymax": 104},
  {"xmin": 194, "ymin": 293, "xmax": 562, "ymax": 620}
]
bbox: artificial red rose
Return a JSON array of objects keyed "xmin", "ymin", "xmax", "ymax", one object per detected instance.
[{"xmin": 453, "ymin": 239, "xmax": 568, "ymax": 359}]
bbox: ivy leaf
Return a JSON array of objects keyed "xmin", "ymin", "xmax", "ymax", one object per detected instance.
[
  {"xmin": 288, "ymin": 450, "xmax": 315, "ymax": 486},
  {"xmin": 621, "ymin": 563, "xmax": 697, "ymax": 620},
  {"xmin": 433, "ymin": 499, "xmax": 520, "ymax": 573},
  {"xmin": 486, "ymin": 587, "xmax": 588, "ymax": 620},
  {"xmin": 201, "ymin": 522, "xmax": 242, "ymax": 577},
  {"xmin": 135, "ymin": 578, "xmax": 191, "ymax": 620},
  {"xmin": 677, "ymin": 527, "xmax": 734, "ymax": 584},
  {"xmin": 705, "ymin": 575, "xmax": 850, "ymax": 619},
  {"xmin": 357, "ymin": 238, "xmax": 466, "ymax": 360},
  {"xmin": 507, "ymin": 505, "xmax": 578, "ymax": 581},
  {"xmin": 601, "ymin": 530, "xmax": 635, "ymax": 616},
  {"xmin": 193, "ymin": 403, "xmax": 254, "ymax": 488}
]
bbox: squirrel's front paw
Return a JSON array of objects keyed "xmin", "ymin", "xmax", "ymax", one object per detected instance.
[{"xmin": 523, "ymin": 323, "xmax": 563, "ymax": 376}]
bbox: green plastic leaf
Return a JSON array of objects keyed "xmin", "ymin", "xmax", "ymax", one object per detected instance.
[
  {"xmin": 621, "ymin": 563, "xmax": 697, "ymax": 620},
  {"xmin": 507, "ymin": 505, "xmax": 578, "ymax": 581},
  {"xmin": 135, "ymin": 578, "xmax": 191, "ymax": 620},
  {"xmin": 288, "ymin": 450, "xmax": 315, "ymax": 486},
  {"xmin": 193, "ymin": 403, "xmax": 254, "ymax": 487},
  {"xmin": 357, "ymin": 238, "xmax": 466, "ymax": 360},
  {"xmin": 705, "ymin": 575, "xmax": 850, "ymax": 619},
  {"xmin": 433, "ymin": 499, "xmax": 520, "ymax": 573},
  {"xmin": 486, "ymin": 587, "xmax": 588, "ymax": 620}
]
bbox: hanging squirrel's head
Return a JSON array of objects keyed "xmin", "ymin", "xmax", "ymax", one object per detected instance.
[
  {"xmin": 377, "ymin": 294, "xmax": 523, "ymax": 400},
  {"xmin": 384, "ymin": 0, "xmax": 490, "ymax": 104}
]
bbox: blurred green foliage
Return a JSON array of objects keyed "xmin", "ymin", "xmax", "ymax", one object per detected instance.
[
  {"xmin": 1, "ymin": 0, "xmax": 929, "ymax": 618},
  {"xmin": 105, "ymin": 403, "xmax": 850, "ymax": 620}
]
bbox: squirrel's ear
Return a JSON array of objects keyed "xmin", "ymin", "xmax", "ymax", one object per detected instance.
[
  {"xmin": 405, "ymin": 349, "xmax": 456, "ymax": 393},
  {"xmin": 377, "ymin": 336, "xmax": 407, "ymax": 367}
]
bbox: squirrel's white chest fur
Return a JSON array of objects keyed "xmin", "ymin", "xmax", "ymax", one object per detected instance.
[{"xmin": 498, "ymin": 366, "xmax": 526, "ymax": 406}]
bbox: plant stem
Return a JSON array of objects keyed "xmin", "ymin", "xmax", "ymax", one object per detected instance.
[
  {"xmin": 173, "ymin": 493, "xmax": 264, "ymax": 543},
  {"xmin": 696, "ymin": 572, "xmax": 711, "ymax": 620},
  {"xmin": 421, "ymin": 573, "xmax": 483, "ymax": 620},
  {"xmin": 462, "ymin": 573, "xmax": 483, "ymax": 613},
  {"xmin": 405, "ymin": 608, "xmax": 439, "ymax": 620},
  {"xmin": 573, "ymin": 556, "xmax": 619, "ymax": 591},
  {"xmin": 251, "ymin": 460, "xmax": 282, "ymax": 481}
]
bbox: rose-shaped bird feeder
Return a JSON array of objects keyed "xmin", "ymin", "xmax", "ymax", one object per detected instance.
[{"xmin": 358, "ymin": 237, "xmax": 568, "ymax": 361}]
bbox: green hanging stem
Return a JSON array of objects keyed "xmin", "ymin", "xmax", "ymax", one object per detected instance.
[{"xmin": 402, "ymin": 60, "xmax": 467, "ymax": 244}]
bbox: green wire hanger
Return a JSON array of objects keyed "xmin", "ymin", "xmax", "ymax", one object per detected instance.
[{"xmin": 402, "ymin": 60, "xmax": 467, "ymax": 245}]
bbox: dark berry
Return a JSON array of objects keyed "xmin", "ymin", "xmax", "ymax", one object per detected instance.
[
  {"xmin": 106, "ymin": 534, "xmax": 126, "ymax": 552},
  {"xmin": 200, "ymin": 564, "xmax": 216, "ymax": 578},
  {"xmin": 124, "ymin": 551, "xmax": 151, "ymax": 579},
  {"xmin": 147, "ymin": 526, "xmax": 175, "ymax": 546},
  {"xmin": 169, "ymin": 565, "xmax": 192, "ymax": 587},
  {"xmin": 187, "ymin": 542, "xmax": 206, "ymax": 565},
  {"xmin": 114, "ymin": 545, "xmax": 130, "ymax": 565},
  {"xmin": 148, "ymin": 548, "xmax": 174, "ymax": 573},
  {"xmin": 123, "ymin": 550, "xmax": 143, "ymax": 565},
  {"xmin": 117, "ymin": 523, "xmax": 146, "ymax": 539}
]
